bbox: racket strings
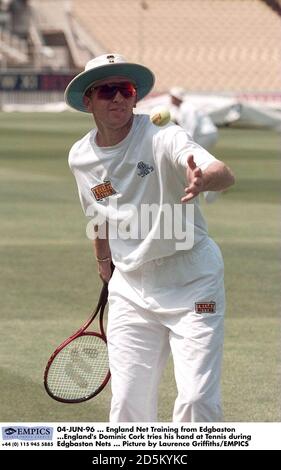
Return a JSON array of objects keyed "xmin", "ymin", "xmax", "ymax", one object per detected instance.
[{"xmin": 46, "ymin": 335, "xmax": 109, "ymax": 401}]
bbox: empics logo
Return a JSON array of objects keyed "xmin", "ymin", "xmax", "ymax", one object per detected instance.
[
  {"xmin": 2, "ymin": 426, "xmax": 53, "ymax": 441},
  {"xmin": 3, "ymin": 427, "xmax": 17, "ymax": 435}
]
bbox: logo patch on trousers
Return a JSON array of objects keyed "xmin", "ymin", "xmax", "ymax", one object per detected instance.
[
  {"xmin": 195, "ymin": 302, "xmax": 216, "ymax": 314},
  {"xmin": 91, "ymin": 180, "xmax": 117, "ymax": 201}
]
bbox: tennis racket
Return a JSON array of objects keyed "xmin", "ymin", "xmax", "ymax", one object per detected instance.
[{"xmin": 44, "ymin": 282, "xmax": 110, "ymax": 403}]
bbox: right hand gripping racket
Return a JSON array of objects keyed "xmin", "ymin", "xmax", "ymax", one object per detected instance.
[{"xmin": 44, "ymin": 282, "xmax": 110, "ymax": 403}]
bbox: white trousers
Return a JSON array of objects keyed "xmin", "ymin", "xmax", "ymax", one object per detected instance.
[{"xmin": 107, "ymin": 238, "xmax": 225, "ymax": 422}]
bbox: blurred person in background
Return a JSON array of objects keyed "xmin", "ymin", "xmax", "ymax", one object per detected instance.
[{"xmin": 170, "ymin": 87, "xmax": 218, "ymax": 151}]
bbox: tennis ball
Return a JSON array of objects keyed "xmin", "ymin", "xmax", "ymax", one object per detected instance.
[{"xmin": 150, "ymin": 106, "xmax": 171, "ymax": 127}]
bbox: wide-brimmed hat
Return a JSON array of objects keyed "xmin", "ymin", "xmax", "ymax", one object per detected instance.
[{"xmin": 65, "ymin": 53, "xmax": 155, "ymax": 113}]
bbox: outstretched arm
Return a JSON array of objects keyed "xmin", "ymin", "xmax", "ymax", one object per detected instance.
[{"xmin": 181, "ymin": 155, "xmax": 235, "ymax": 203}]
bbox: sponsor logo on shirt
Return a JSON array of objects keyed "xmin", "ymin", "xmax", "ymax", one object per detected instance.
[
  {"xmin": 137, "ymin": 161, "xmax": 154, "ymax": 177},
  {"xmin": 91, "ymin": 180, "xmax": 117, "ymax": 201},
  {"xmin": 195, "ymin": 302, "xmax": 216, "ymax": 314}
]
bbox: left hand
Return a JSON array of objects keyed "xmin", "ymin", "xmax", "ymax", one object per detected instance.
[{"xmin": 181, "ymin": 155, "xmax": 204, "ymax": 203}]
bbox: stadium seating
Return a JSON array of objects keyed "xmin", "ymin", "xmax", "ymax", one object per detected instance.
[
  {"xmin": 70, "ymin": 0, "xmax": 280, "ymax": 93},
  {"xmin": 0, "ymin": 0, "xmax": 279, "ymax": 96},
  {"xmin": 0, "ymin": 26, "xmax": 28, "ymax": 64}
]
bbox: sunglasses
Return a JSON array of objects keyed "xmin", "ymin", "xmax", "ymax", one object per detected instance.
[{"xmin": 88, "ymin": 82, "xmax": 137, "ymax": 100}]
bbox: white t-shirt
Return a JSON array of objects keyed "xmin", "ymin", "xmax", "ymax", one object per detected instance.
[{"xmin": 69, "ymin": 114, "xmax": 218, "ymax": 272}]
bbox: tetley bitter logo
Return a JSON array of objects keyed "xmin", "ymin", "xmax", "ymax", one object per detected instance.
[{"xmin": 137, "ymin": 161, "xmax": 154, "ymax": 177}]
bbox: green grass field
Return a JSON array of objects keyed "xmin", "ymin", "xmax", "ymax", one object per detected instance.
[{"xmin": 0, "ymin": 112, "xmax": 280, "ymax": 422}]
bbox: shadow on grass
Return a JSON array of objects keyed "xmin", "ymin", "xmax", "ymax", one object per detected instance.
[{"xmin": 0, "ymin": 367, "xmax": 110, "ymax": 422}]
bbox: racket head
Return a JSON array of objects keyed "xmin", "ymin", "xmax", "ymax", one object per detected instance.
[{"xmin": 44, "ymin": 332, "xmax": 110, "ymax": 403}]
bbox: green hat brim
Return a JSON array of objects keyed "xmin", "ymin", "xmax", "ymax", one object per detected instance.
[{"xmin": 65, "ymin": 63, "xmax": 155, "ymax": 113}]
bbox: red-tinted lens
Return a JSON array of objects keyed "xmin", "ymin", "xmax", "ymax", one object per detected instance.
[{"xmin": 96, "ymin": 82, "xmax": 136, "ymax": 100}]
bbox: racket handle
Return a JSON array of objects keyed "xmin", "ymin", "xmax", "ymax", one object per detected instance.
[
  {"xmin": 98, "ymin": 262, "xmax": 114, "ymax": 307},
  {"xmin": 110, "ymin": 261, "xmax": 115, "ymax": 276}
]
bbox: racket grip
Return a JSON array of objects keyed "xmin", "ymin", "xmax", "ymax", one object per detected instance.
[{"xmin": 110, "ymin": 261, "xmax": 115, "ymax": 277}]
